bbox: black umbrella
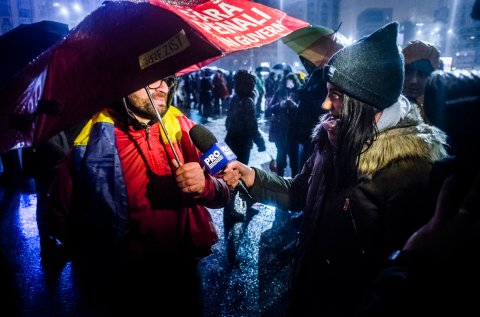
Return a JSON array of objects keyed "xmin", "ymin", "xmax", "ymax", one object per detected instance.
[
  {"xmin": 255, "ymin": 66, "xmax": 270, "ymax": 75},
  {"xmin": 0, "ymin": 20, "xmax": 68, "ymax": 89}
]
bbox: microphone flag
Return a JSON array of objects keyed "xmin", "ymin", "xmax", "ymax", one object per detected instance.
[{"xmin": 200, "ymin": 141, "xmax": 237, "ymax": 174}]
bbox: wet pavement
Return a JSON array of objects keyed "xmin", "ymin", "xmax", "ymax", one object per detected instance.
[{"xmin": 0, "ymin": 108, "xmax": 302, "ymax": 317}]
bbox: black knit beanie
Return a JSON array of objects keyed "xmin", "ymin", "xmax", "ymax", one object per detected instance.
[{"xmin": 324, "ymin": 22, "xmax": 404, "ymax": 110}]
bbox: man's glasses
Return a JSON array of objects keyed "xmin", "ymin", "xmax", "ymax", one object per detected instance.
[{"xmin": 148, "ymin": 75, "xmax": 177, "ymax": 90}]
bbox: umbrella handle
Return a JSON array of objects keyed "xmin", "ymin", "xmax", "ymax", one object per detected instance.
[{"xmin": 144, "ymin": 87, "xmax": 182, "ymax": 167}]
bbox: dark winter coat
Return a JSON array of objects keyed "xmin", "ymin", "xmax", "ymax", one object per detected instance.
[
  {"xmin": 212, "ymin": 72, "xmax": 230, "ymax": 99},
  {"xmin": 265, "ymin": 73, "xmax": 278, "ymax": 98},
  {"xmin": 267, "ymin": 87, "xmax": 299, "ymax": 143},
  {"xmin": 295, "ymin": 68, "xmax": 328, "ymax": 144},
  {"xmin": 248, "ymin": 105, "xmax": 448, "ymax": 316},
  {"xmin": 225, "ymin": 95, "xmax": 265, "ymax": 155}
]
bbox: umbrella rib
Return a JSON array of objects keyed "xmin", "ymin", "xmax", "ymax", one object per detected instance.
[{"xmin": 144, "ymin": 87, "xmax": 182, "ymax": 167}]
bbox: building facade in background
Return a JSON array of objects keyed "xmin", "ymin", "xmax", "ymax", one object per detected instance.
[{"xmin": 340, "ymin": 0, "xmax": 479, "ymax": 70}]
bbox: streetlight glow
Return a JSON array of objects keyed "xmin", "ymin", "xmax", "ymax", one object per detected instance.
[
  {"xmin": 72, "ymin": 3, "xmax": 83, "ymax": 13},
  {"xmin": 59, "ymin": 7, "xmax": 70, "ymax": 17}
]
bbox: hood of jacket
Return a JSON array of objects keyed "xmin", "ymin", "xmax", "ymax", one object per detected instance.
[
  {"xmin": 359, "ymin": 104, "xmax": 448, "ymax": 175},
  {"xmin": 312, "ymin": 102, "xmax": 448, "ymax": 176}
]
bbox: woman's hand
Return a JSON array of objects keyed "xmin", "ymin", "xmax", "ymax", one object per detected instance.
[{"xmin": 222, "ymin": 161, "xmax": 255, "ymax": 190}]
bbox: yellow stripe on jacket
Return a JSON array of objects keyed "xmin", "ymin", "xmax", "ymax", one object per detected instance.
[{"xmin": 74, "ymin": 106, "xmax": 185, "ymax": 146}]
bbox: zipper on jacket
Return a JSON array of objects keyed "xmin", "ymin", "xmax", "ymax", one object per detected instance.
[
  {"xmin": 343, "ymin": 197, "xmax": 350, "ymax": 211},
  {"xmin": 145, "ymin": 125, "xmax": 152, "ymax": 150},
  {"xmin": 343, "ymin": 197, "xmax": 366, "ymax": 255}
]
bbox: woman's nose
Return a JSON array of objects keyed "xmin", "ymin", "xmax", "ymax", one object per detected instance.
[{"xmin": 322, "ymin": 98, "xmax": 332, "ymax": 110}]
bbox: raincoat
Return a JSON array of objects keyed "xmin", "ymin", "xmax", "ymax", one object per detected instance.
[{"xmin": 49, "ymin": 105, "xmax": 230, "ymax": 259}]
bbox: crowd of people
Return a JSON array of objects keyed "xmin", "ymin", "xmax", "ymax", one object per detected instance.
[
  {"xmin": 173, "ymin": 62, "xmax": 323, "ymax": 179},
  {"xmin": 1, "ymin": 2, "xmax": 480, "ymax": 316}
]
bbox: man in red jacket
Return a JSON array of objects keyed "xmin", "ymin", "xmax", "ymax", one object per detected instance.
[{"xmin": 48, "ymin": 75, "xmax": 233, "ymax": 316}]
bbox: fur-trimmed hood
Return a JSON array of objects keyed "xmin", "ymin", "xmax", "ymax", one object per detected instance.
[
  {"xmin": 359, "ymin": 104, "xmax": 448, "ymax": 174},
  {"xmin": 312, "ymin": 102, "xmax": 448, "ymax": 176}
]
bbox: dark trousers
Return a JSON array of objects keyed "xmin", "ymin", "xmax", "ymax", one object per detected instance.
[
  {"xmin": 75, "ymin": 252, "xmax": 203, "ymax": 317},
  {"xmin": 298, "ymin": 141, "xmax": 314, "ymax": 170},
  {"xmin": 275, "ymin": 139, "xmax": 299, "ymax": 177}
]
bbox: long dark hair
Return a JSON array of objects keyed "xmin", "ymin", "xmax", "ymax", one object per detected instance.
[{"xmin": 317, "ymin": 94, "xmax": 378, "ymax": 190}]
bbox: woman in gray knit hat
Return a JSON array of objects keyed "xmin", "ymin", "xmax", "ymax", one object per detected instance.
[{"xmin": 223, "ymin": 22, "xmax": 448, "ymax": 317}]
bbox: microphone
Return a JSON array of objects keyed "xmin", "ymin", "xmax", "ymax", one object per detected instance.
[{"xmin": 189, "ymin": 124, "xmax": 253, "ymax": 200}]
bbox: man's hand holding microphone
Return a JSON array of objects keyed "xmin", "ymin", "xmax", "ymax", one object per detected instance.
[{"xmin": 171, "ymin": 160, "xmax": 207, "ymax": 194}]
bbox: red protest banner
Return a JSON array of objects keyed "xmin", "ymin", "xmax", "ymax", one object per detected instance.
[{"xmin": 151, "ymin": 0, "xmax": 309, "ymax": 51}]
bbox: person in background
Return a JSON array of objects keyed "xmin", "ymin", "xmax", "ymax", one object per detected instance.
[
  {"xmin": 225, "ymin": 70, "xmax": 266, "ymax": 165},
  {"xmin": 265, "ymin": 63, "xmax": 292, "ymax": 117},
  {"xmin": 224, "ymin": 69, "xmax": 266, "ymax": 222},
  {"xmin": 222, "ymin": 22, "xmax": 448, "ymax": 317},
  {"xmin": 271, "ymin": 63, "xmax": 292, "ymax": 83},
  {"xmin": 47, "ymin": 75, "xmax": 232, "ymax": 316},
  {"xmin": 295, "ymin": 29, "xmax": 347, "ymax": 168},
  {"xmin": 264, "ymin": 71, "xmax": 277, "ymax": 118},
  {"xmin": 402, "ymin": 40, "xmax": 441, "ymax": 123},
  {"xmin": 212, "ymin": 70, "xmax": 229, "ymax": 116},
  {"xmin": 22, "ymin": 122, "xmax": 86, "ymax": 267},
  {"xmin": 199, "ymin": 69, "xmax": 214, "ymax": 121},
  {"xmin": 267, "ymin": 72, "xmax": 301, "ymax": 177},
  {"xmin": 254, "ymin": 66, "xmax": 266, "ymax": 118},
  {"xmin": 295, "ymin": 57, "xmax": 328, "ymax": 168}
]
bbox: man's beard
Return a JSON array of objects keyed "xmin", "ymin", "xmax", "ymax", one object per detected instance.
[
  {"xmin": 127, "ymin": 88, "xmax": 169, "ymax": 120},
  {"xmin": 138, "ymin": 102, "xmax": 161, "ymax": 120},
  {"xmin": 132, "ymin": 98, "xmax": 168, "ymax": 121}
]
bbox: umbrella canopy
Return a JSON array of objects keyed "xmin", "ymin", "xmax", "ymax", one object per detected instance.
[
  {"xmin": 255, "ymin": 66, "xmax": 270, "ymax": 76},
  {"xmin": 0, "ymin": 0, "xmax": 309, "ymax": 153},
  {"xmin": 282, "ymin": 25, "xmax": 348, "ymax": 68},
  {"xmin": 0, "ymin": 20, "xmax": 68, "ymax": 89}
]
